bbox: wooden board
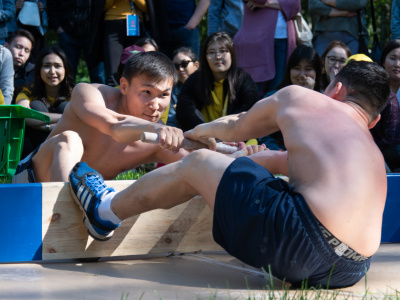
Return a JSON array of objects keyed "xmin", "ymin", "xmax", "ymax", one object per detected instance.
[{"xmin": 1, "ymin": 181, "xmax": 222, "ymax": 263}]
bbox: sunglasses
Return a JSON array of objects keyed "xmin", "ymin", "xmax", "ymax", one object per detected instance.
[{"xmin": 174, "ymin": 60, "xmax": 192, "ymax": 70}]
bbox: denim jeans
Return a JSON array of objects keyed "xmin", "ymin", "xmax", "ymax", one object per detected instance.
[
  {"xmin": 159, "ymin": 25, "xmax": 200, "ymax": 59},
  {"xmin": 58, "ymin": 31, "xmax": 105, "ymax": 84}
]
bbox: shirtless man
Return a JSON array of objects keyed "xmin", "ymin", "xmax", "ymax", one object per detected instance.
[
  {"xmin": 13, "ymin": 51, "xmax": 261, "ymax": 183},
  {"xmin": 69, "ymin": 61, "xmax": 390, "ymax": 288}
]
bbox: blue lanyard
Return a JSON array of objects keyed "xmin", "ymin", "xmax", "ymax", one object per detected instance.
[{"xmin": 130, "ymin": 0, "xmax": 135, "ymax": 15}]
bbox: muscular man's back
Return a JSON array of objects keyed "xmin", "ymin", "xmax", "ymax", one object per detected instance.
[{"xmin": 279, "ymin": 87, "xmax": 386, "ymax": 256}]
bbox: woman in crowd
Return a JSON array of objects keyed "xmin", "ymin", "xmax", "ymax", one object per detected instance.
[
  {"xmin": 16, "ymin": 46, "xmax": 74, "ymax": 159},
  {"xmin": 135, "ymin": 37, "xmax": 158, "ymax": 52},
  {"xmin": 167, "ymin": 46, "xmax": 199, "ymax": 127},
  {"xmin": 320, "ymin": 41, "xmax": 351, "ymax": 92},
  {"xmin": 259, "ymin": 45, "xmax": 322, "ymax": 150},
  {"xmin": 176, "ymin": 31, "xmax": 259, "ymax": 131},
  {"xmin": 371, "ymin": 39, "xmax": 400, "ymax": 172}
]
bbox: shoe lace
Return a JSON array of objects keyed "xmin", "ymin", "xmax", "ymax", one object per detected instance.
[{"xmin": 85, "ymin": 173, "xmax": 107, "ymax": 194}]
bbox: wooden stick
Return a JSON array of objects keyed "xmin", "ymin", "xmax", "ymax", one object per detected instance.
[{"xmin": 140, "ymin": 132, "xmax": 238, "ymax": 153}]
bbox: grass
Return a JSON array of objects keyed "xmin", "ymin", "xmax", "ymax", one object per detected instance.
[{"xmin": 0, "ymin": 176, "xmax": 11, "ymax": 184}]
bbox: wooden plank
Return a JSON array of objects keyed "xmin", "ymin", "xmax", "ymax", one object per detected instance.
[{"xmin": 41, "ymin": 181, "xmax": 222, "ymax": 260}]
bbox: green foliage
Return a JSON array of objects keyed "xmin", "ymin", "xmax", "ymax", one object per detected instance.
[{"xmin": 0, "ymin": 176, "xmax": 11, "ymax": 184}]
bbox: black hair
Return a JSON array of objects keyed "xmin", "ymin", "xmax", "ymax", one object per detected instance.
[
  {"xmin": 30, "ymin": 46, "xmax": 75, "ymax": 110},
  {"xmin": 380, "ymin": 39, "xmax": 400, "ymax": 66},
  {"xmin": 197, "ymin": 31, "xmax": 240, "ymax": 106},
  {"xmin": 172, "ymin": 46, "xmax": 198, "ymax": 63},
  {"xmin": 6, "ymin": 28, "xmax": 35, "ymax": 48},
  {"xmin": 123, "ymin": 51, "xmax": 177, "ymax": 85},
  {"xmin": 276, "ymin": 45, "xmax": 321, "ymax": 91},
  {"xmin": 134, "ymin": 37, "xmax": 159, "ymax": 51},
  {"xmin": 332, "ymin": 61, "xmax": 390, "ymax": 122}
]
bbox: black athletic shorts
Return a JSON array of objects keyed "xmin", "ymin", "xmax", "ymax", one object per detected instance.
[{"xmin": 213, "ymin": 157, "xmax": 370, "ymax": 288}]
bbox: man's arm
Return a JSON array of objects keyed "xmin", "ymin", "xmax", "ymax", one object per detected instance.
[
  {"xmin": 248, "ymin": 150, "xmax": 289, "ymax": 176},
  {"xmin": 185, "ymin": 90, "xmax": 282, "ymax": 147},
  {"xmin": 0, "ymin": 47, "xmax": 14, "ymax": 105},
  {"xmin": 185, "ymin": 0, "xmax": 210, "ymax": 30},
  {"xmin": 70, "ymin": 83, "xmax": 184, "ymax": 149}
]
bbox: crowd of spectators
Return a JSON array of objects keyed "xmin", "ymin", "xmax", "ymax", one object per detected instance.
[{"xmin": 0, "ymin": 0, "xmax": 399, "ymax": 172}]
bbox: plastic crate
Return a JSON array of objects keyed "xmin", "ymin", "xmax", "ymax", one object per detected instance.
[{"xmin": 0, "ymin": 105, "xmax": 50, "ymax": 180}]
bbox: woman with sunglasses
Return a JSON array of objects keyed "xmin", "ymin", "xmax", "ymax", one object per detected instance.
[
  {"xmin": 320, "ymin": 41, "xmax": 351, "ymax": 92},
  {"xmin": 176, "ymin": 31, "xmax": 259, "ymax": 131},
  {"xmin": 167, "ymin": 47, "xmax": 199, "ymax": 127}
]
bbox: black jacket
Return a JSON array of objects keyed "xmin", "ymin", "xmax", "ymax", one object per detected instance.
[{"xmin": 176, "ymin": 69, "xmax": 260, "ymax": 131}]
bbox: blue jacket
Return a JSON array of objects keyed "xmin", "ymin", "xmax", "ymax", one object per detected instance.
[
  {"xmin": 392, "ymin": 0, "xmax": 400, "ymax": 40},
  {"xmin": 0, "ymin": 0, "xmax": 14, "ymax": 40}
]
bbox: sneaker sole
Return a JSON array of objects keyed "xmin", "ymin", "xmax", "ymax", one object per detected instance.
[{"xmin": 69, "ymin": 182, "xmax": 114, "ymax": 242}]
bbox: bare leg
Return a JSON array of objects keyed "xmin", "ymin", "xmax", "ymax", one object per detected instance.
[
  {"xmin": 33, "ymin": 131, "xmax": 84, "ymax": 182},
  {"xmin": 111, "ymin": 149, "xmax": 235, "ymax": 220}
]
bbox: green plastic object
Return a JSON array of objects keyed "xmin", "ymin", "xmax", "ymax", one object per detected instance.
[{"xmin": 0, "ymin": 105, "xmax": 50, "ymax": 180}]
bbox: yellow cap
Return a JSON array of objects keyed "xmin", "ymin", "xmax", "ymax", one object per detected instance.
[{"xmin": 345, "ymin": 54, "xmax": 373, "ymax": 65}]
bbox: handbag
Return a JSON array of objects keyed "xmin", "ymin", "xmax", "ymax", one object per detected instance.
[
  {"xmin": 293, "ymin": 12, "xmax": 313, "ymax": 47},
  {"xmin": 18, "ymin": 1, "xmax": 41, "ymax": 27}
]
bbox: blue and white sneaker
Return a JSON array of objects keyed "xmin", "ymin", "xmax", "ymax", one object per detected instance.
[{"xmin": 69, "ymin": 162, "xmax": 119, "ymax": 241}]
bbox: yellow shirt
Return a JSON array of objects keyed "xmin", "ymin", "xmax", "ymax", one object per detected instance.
[
  {"xmin": 16, "ymin": 87, "xmax": 71, "ymax": 106},
  {"xmin": 201, "ymin": 79, "xmax": 228, "ymax": 123},
  {"xmin": 104, "ymin": 0, "xmax": 147, "ymax": 21},
  {"xmin": 0, "ymin": 89, "xmax": 4, "ymax": 105}
]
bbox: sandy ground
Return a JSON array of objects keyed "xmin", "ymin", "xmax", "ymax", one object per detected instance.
[{"xmin": 0, "ymin": 243, "xmax": 398, "ymax": 300}]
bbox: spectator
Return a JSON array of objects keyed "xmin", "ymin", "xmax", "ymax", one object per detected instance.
[
  {"xmin": 134, "ymin": 37, "xmax": 158, "ymax": 52},
  {"xmin": 103, "ymin": 0, "xmax": 148, "ymax": 86},
  {"xmin": 233, "ymin": 0, "xmax": 300, "ymax": 96},
  {"xmin": 259, "ymin": 45, "xmax": 322, "ymax": 150},
  {"xmin": 320, "ymin": 40, "xmax": 351, "ymax": 92},
  {"xmin": 0, "ymin": 44, "xmax": 14, "ymax": 104},
  {"xmin": 392, "ymin": 0, "xmax": 400, "ymax": 40},
  {"xmin": 13, "ymin": 0, "xmax": 47, "ymax": 62},
  {"xmin": 371, "ymin": 39, "xmax": 400, "ymax": 172},
  {"xmin": 5, "ymin": 29, "xmax": 34, "ymax": 102},
  {"xmin": 168, "ymin": 46, "xmax": 199, "ymax": 127},
  {"xmin": 47, "ymin": 0, "xmax": 104, "ymax": 84},
  {"xmin": 309, "ymin": 0, "xmax": 368, "ymax": 56},
  {"xmin": 176, "ymin": 32, "xmax": 259, "ymax": 131},
  {"xmin": 158, "ymin": 0, "xmax": 210, "ymax": 59},
  {"xmin": 0, "ymin": 0, "xmax": 14, "ymax": 45},
  {"xmin": 207, "ymin": 0, "xmax": 243, "ymax": 38},
  {"xmin": 15, "ymin": 46, "xmax": 74, "ymax": 159}
]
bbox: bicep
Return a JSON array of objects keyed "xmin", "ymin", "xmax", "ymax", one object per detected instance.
[{"xmin": 69, "ymin": 83, "xmax": 121, "ymax": 136}]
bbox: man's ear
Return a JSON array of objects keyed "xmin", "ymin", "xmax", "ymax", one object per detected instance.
[
  {"xmin": 4, "ymin": 41, "xmax": 9, "ymax": 48},
  {"xmin": 324, "ymin": 81, "xmax": 345, "ymax": 99},
  {"xmin": 193, "ymin": 61, "xmax": 199, "ymax": 70},
  {"xmin": 120, "ymin": 77, "xmax": 128, "ymax": 94},
  {"xmin": 368, "ymin": 114, "xmax": 381, "ymax": 129}
]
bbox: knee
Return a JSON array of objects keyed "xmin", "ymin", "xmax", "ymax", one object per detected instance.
[{"xmin": 181, "ymin": 149, "xmax": 210, "ymax": 166}]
